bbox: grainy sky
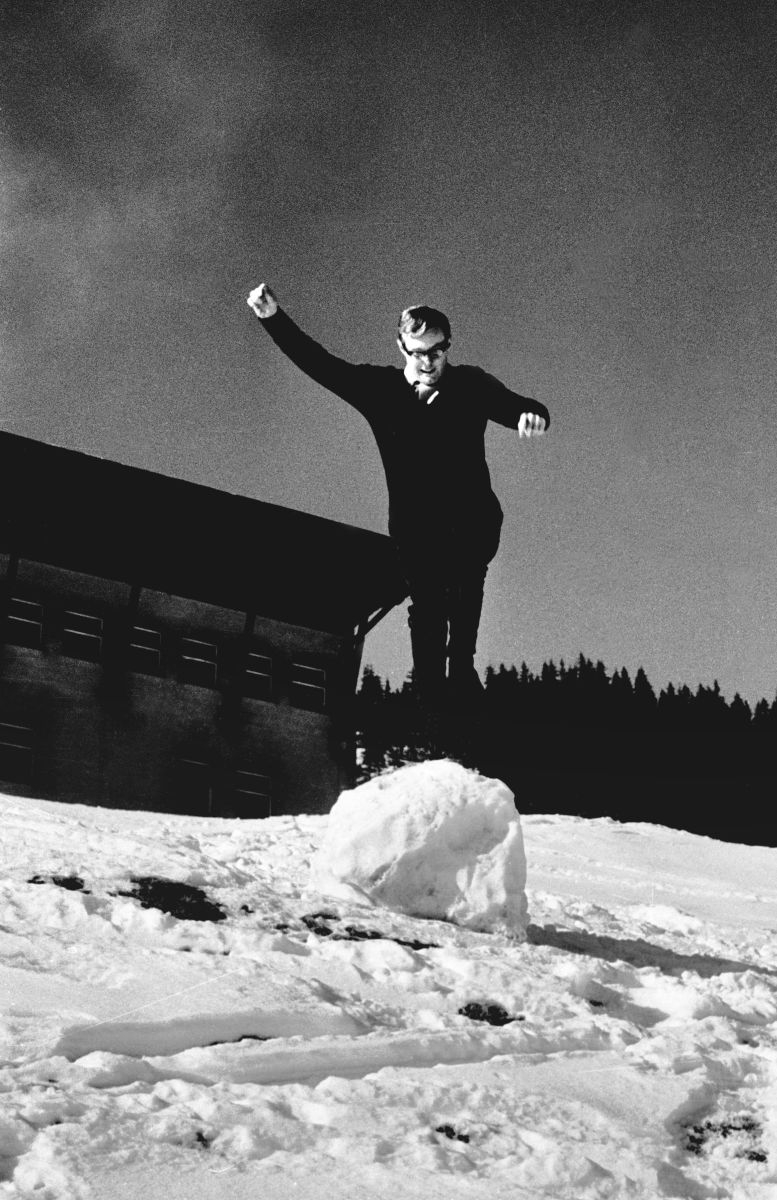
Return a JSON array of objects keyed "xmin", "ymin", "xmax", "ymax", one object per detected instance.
[{"xmin": 3, "ymin": 0, "xmax": 777, "ymax": 703}]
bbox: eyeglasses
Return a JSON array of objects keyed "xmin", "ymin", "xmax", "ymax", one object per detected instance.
[{"xmin": 400, "ymin": 340, "xmax": 450, "ymax": 361}]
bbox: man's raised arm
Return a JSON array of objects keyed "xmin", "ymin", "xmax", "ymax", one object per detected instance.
[
  {"xmin": 246, "ymin": 282, "xmax": 363, "ymax": 402},
  {"xmin": 469, "ymin": 365, "xmax": 550, "ymax": 438}
]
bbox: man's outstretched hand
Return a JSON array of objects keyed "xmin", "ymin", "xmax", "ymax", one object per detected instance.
[
  {"xmin": 247, "ymin": 283, "xmax": 279, "ymax": 319},
  {"xmin": 518, "ymin": 412, "xmax": 547, "ymax": 439}
]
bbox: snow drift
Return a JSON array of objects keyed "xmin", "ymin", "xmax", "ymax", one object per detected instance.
[
  {"xmin": 2, "ymin": 789, "xmax": 777, "ymax": 1198},
  {"xmin": 307, "ymin": 759, "xmax": 528, "ymax": 935}
]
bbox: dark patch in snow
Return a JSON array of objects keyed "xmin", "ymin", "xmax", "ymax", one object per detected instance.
[
  {"xmin": 299, "ymin": 913, "xmax": 439, "ymax": 951},
  {"xmin": 28, "ymin": 874, "xmax": 88, "ymax": 892},
  {"xmin": 203, "ymin": 1034, "xmax": 272, "ymax": 1047},
  {"xmin": 529, "ymin": 924, "xmax": 777, "ymax": 978},
  {"xmin": 340, "ymin": 924, "xmax": 383, "ymax": 941},
  {"xmin": 684, "ymin": 1115, "xmax": 767, "ymax": 1162},
  {"xmin": 396, "ymin": 935, "xmax": 440, "ymax": 951},
  {"xmin": 115, "ymin": 877, "xmax": 227, "ymax": 923},
  {"xmin": 302, "ymin": 912, "xmax": 339, "ymax": 936},
  {"xmin": 337, "ymin": 926, "xmax": 439, "ymax": 951},
  {"xmin": 194, "ymin": 1130, "xmax": 212, "ymax": 1148},
  {"xmin": 458, "ymin": 1002, "xmax": 521, "ymax": 1026},
  {"xmin": 435, "ymin": 1124, "xmax": 470, "ymax": 1143}
]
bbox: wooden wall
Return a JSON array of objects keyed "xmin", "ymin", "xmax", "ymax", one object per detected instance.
[{"xmin": 0, "ymin": 557, "xmax": 359, "ymax": 816}]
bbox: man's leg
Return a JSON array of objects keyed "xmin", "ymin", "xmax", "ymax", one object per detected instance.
[
  {"xmin": 394, "ymin": 536, "xmax": 449, "ymax": 707},
  {"xmin": 446, "ymin": 566, "xmax": 488, "ymax": 701},
  {"xmin": 407, "ymin": 582, "xmax": 448, "ymax": 707},
  {"xmin": 444, "ymin": 508, "xmax": 501, "ymax": 703}
]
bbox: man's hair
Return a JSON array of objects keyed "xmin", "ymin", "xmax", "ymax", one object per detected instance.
[{"xmin": 398, "ymin": 305, "xmax": 451, "ymax": 343}]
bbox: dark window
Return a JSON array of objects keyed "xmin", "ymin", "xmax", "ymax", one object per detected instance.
[
  {"xmin": 225, "ymin": 770, "xmax": 272, "ymax": 819},
  {"xmin": 62, "ymin": 611, "xmax": 103, "ymax": 662},
  {"xmin": 0, "ymin": 722, "xmax": 33, "ymax": 783},
  {"xmin": 290, "ymin": 662, "xmax": 327, "ymax": 711},
  {"xmin": 244, "ymin": 650, "xmax": 273, "ymax": 700},
  {"xmin": 6, "ymin": 598, "xmax": 43, "ymax": 649},
  {"xmin": 179, "ymin": 638, "xmax": 218, "ymax": 688},
  {"xmin": 129, "ymin": 626, "xmax": 162, "ymax": 672},
  {"xmin": 176, "ymin": 758, "xmax": 214, "ymax": 816}
]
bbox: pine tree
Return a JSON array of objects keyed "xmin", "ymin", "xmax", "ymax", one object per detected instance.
[
  {"xmin": 538, "ymin": 659, "xmax": 559, "ymax": 723},
  {"xmin": 354, "ymin": 664, "xmax": 390, "ymax": 780},
  {"xmin": 657, "ymin": 682, "xmax": 678, "ymax": 731},
  {"xmin": 729, "ymin": 693, "xmax": 752, "ymax": 731},
  {"xmin": 676, "ymin": 684, "xmax": 694, "ymax": 729},
  {"xmin": 609, "ymin": 667, "xmax": 634, "ymax": 726},
  {"xmin": 694, "ymin": 680, "xmax": 729, "ymax": 730},
  {"xmin": 357, "ymin": 664, "xmax": 385, "ymax": 706},
  {"xmin": 633, "ymin": 667, "xmax": 658, "ymax": 726}
]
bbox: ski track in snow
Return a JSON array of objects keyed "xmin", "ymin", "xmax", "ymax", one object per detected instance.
[{"xmin": 1, "ymin": 791, "xmax": 777, "ymax": 1198}]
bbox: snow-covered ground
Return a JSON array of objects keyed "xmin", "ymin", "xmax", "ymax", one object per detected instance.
[{"xmin": 1, "ymin": 775, "xmax": 777, "ymax": 1199}]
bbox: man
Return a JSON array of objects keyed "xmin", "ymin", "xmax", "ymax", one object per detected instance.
[{"xmin": 246, "ymin": 283, "xmax": 549, "ymax": 707}]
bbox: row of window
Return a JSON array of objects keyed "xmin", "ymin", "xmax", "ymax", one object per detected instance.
[
  {"xmin": 4, "ymin": 598, "xmax": 328, "ymax": 710},
  {"xmin": 177, "ymin": 758, "xmax": 272, "ymax": 819},
  {"xmin": 0, "ymin": 723, "xmax": 272, "ymax": 820},
  {"xmin": 0, "ymin": 721, "xmax": 31, "ymax": 787}
]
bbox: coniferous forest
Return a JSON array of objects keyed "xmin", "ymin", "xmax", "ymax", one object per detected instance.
[{"xmin": 354, "ymin": 656, "xmax": 777, "ymax": 847}]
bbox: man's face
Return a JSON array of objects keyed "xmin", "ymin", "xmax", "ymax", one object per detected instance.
[{"xmin": 398, "ymin": 327, "xmax": 450, "ymax": 387}]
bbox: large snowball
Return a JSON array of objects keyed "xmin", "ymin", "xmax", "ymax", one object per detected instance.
[{"xmin": 307, "ymin": 760, "xmax": 528, "ymax": 936}]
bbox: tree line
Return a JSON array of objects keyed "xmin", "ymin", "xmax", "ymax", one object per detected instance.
[{"xmin": 353, "ymin": 656, "xmax": 777, "ymax": 844}]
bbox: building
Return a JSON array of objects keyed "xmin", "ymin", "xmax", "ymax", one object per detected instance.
[{"xmin": 0, "ymin": 431, "xmax": 406, "ymax": 817}]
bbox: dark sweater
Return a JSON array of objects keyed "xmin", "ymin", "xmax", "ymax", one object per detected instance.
[{"xmin": 260, "ymin": 308, "xmax": 550, "ymax": 543}]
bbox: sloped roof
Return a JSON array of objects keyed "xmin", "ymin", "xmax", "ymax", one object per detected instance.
[{"xmin": 0, "ymin": 431, "xmax": 407, "ymax": 635}]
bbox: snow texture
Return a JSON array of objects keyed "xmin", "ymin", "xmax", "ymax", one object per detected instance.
[
  {"xmin": 307, "ymin": 760, "xmax": 528, "ymax": 935},
  {"xmin": 1, "ymin": 766, "xmax": 777, "ymax": 1199}
]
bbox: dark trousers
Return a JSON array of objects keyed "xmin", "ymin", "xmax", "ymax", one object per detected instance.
[{"xmin": 395, "ymin": 512, "xmax": 502, "ymax": 703}]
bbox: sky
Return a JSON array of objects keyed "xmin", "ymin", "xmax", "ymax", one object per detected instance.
[
  {"xmin": 3, "ymin": 0, "xmax": 777, "ymax": 704},
  {"xmin": 2, "ymin": 774, "xmax": 777, "ymax": 1196}
]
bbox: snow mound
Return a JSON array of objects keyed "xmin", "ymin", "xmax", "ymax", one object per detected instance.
[{"xmin": 307, "ymin": 760, "xmax": 528, "ymax": 935}]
